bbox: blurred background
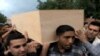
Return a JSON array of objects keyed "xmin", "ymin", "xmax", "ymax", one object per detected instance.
[{"xmin": 0, "ymin": 0, "xmax": 100, "ymax": 23}]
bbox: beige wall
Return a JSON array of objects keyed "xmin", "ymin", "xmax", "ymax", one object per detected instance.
[
  {"xmin": 11, "ymin": 10, "xmax": 84, "ymax": 44},
  {"xmin": 11, "ymin": 11, "xmax": 42, "ymax": 43}
]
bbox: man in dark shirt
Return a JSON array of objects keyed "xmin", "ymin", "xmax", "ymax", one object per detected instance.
[{"xmin": 41, "ymin": 25, "xmax": 87, "ymax": 56}]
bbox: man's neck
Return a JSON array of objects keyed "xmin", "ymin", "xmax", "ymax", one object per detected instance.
[
  {"xmin": 57, "ymin": 42, "xmax": 72, "ymax": 53},
  {"xmin": 89, "ymin": 38, "xmax": 95, "ymax": 43},
  {"xmin": 57, "ymin": 43, "xmax": 65, "ymax": 53}
]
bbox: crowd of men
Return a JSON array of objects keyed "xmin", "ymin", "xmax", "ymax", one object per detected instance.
[{"xmin": 0, "ymin": 16, "xmax": 100, "ymax": 56}]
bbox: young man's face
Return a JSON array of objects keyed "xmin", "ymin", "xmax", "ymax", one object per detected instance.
[
  {"xmin": 58, "ymin": 31, "xmax": 75, "ymax": 50},
  {"xmin": 87, "ymin": 25, "xmax": 100, "ymax": 41},
  {"xmin": 1, "ymin": 25, "xmax": 11, "ymax": 33},
  {"xmin": 8, "ymin": 38, "xmax": 27, "ymax": 56}
]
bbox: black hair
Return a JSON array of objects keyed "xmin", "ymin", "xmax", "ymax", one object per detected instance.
[
  {"xmin": 4, "ymin": 23, "xmax": 12, "ymax": 27},
  {"xmin": 89, "ymin": 21, "xmax": 100, "ymax": 26},
  {"xmin": 84, "ymin": 22, "xmax": 88, "ymax": 25},
  {"xmin": 6, "ymin": 30, "xmax": 25, "ymax": 46},
  {"xmin": 27, "ymin": 38, "xmax": 33, "ymax": 43},
  {"xmin": 56, "ymin": 25, "xmax": 75, "ymax": 36},
  {"xmin": 89, "ymin": 21, "xmax": 100, "ymax": 31}
]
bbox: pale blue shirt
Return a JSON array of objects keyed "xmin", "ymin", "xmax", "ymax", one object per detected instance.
[{"xmin": 84, "ymin": 37, "xmax": 100, "ymax": 56}]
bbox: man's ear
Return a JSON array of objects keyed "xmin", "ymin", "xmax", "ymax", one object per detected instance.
[
  {"xmin": 4, "ymin": 48, "xmax": 11, "ymax": 55},
  {"xmin": 7, "ymin": 46, "xmax": 11, "ymax": 52}
]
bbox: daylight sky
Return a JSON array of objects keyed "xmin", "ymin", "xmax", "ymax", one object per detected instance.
[{"xmin": 0, "ymin": 0, "xmax": 46, "ymax": 18}]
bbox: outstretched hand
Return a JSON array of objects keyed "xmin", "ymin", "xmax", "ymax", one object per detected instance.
[{"xmin": 75, "ymin": 30, "xmax": 88, "ymax": 43}]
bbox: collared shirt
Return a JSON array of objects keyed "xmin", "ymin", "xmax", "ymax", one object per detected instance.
[
  {"xmin": 47, "ymin": 42, "xmax": 87, "ymax": 56},
  {"xmin": 84, "ymin": 37, "xmax": 100, "ymax": 56},
  {"xmin": 92, "ymin": 37, "xmax": 100, "ymax": 46}
]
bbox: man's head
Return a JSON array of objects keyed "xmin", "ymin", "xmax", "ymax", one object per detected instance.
[
  {"xmin": 56, "ymin": 25, "xmax": 75, "ymax": 50},
  {"xmin": 86, "ymin": 21, "xmax": 100, "ymax": 42},
  {"xmin": 6, "ymin": 30, "xmax": 27, "ymax": 56},
  {"xmin": 84, "ymin": 16, "xmax": 96, "ymax": 29},
  {"xmin": 1, "ymin": 23, "xmax": 12, "ymax": 33}
]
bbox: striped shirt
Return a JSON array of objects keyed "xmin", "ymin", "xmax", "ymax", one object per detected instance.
[{"xmin": 47, "ymin": 42, "xmax": 88, "ymax": 56}]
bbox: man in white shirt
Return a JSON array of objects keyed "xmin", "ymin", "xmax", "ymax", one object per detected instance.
[{"xmin": 76, "ymin": 21, "xmax": 100, "ymax": 56}]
